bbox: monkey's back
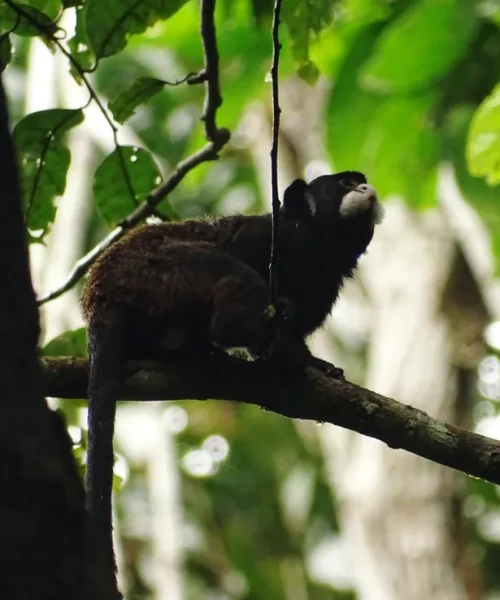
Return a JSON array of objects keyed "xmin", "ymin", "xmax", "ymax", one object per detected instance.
[
  {"xmin": 81, "ymin": 219, "xmax": 272, "ymax": 358},
  {"xmin": 83, "ymin": 221, "xmax": 217, "ymax": 316}
]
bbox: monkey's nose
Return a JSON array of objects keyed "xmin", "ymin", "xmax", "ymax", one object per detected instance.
[{"xmin": 356, "ymin": 183, "xmax": 377, "ymax": 199}]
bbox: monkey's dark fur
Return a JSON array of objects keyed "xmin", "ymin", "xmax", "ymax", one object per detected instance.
[{"xmin": 81, "ymin": 171, "xmax": 383, "ymax": 582}]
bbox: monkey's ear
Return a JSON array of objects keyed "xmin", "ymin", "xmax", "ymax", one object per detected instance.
[{"xmin": 283, "ymin": 179, "xmax": 316, "ymax": 220}]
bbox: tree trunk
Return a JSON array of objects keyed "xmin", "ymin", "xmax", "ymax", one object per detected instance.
[
  {"xmin": 255, "ymin": 76, "xmax": 480, "ymax": 600},
  {"xmin": 320, "ymin": 202, "xmax": 472, "ymax": 600}
]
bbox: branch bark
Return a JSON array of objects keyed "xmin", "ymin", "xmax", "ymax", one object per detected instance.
[{"xmin": 42, "ymin": 356, "xmax": 500, "ymax": 486}]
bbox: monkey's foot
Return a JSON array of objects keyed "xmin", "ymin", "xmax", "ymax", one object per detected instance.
[{"xmin": 307, "ymin": 357, "xmax": 345, "ymax": 380}]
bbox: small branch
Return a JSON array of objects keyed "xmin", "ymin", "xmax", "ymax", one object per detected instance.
[
  {"xmin": 37, "ymin": 0, "xmax": 230, "ymax": 306},
  {"xmin": 42, "ymin": 356, "xmax": 500, "ymax": 487},
  {"xmin": 268, "ymin": 0, "xmax": 283, "ymax": 304},
  {"xmin": 198, "ymin": 0, "xmax": 227, "ymax": 143}
]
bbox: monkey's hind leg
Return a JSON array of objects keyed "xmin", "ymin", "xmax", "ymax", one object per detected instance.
[
  {"xmin": 209, "ymin": 273, "xmax": 275, "ymax": 354},
  {"xmin": 270, "ymin": 335, "xmax": 345, "ymax": 379},
  {"xmin": 145, "ymin": 241, "xmax": 278, "ymax": 357}
]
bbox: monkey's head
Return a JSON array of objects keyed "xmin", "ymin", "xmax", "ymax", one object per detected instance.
[{"xmin": 283, "ymin": 170, "xmax": 383, "ymax": 256}]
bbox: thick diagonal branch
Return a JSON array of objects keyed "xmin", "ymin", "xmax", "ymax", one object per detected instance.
[{"xmin": 42, "ymin": 356, "xmax": 500, "ymax": 487}]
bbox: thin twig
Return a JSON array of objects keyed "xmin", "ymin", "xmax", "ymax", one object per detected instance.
[
  {"xmin": 37, "ymin": 0, "xmax": 230, "ymax": 305},
  {"xmin": 268, "ymin": 0, "xmax": 283, "ymax": 305},
  {"xmin": 42, "ymin": 355, "xmax": 500, "ymax": 488}
]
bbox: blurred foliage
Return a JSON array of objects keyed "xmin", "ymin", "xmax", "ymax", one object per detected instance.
[
  {"xmin": 4, "ymin": 0, "xmax": 500, "ymax": 261},
  {"xmin": 42, "ymin": 327, "xmax": 87, "ymax": 357},
  {"xmin": 5, "ymin": 0, "xmax": 500, "ymax": 597},
  {"xmin": 175, "ymin": 404, "xmax": 339, "ymax": 599}
]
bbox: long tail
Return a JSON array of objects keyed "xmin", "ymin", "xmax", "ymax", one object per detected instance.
[{"xmin": 86, "ymin": 313, "xmax": 123, "ymax": 575}]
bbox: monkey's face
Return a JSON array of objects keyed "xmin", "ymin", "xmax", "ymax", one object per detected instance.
[{"xmin": 307, "ymin": 171, "xmax": 384, "ymax": 230}]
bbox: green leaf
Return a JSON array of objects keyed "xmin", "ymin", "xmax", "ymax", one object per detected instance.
[
  {"xmin": 23, "ymin": 0, "xmax": 62, "ymax": 19},
  {"xmin": 85, "ymin": 0, "xmax": 190, "ymax": 61},
  {"xmin": 326, "ymin": 25, "xmax": 385, "ymax": 168},
  {"xmin": 0, "ymin": 34, "xmax": 12, "ymax": 72},
  {"xmin": 327, "ymin": 25, "xmax": 439, "ymax": 208},
  {"xmin": 108, "ymin": 77, "xmax": 166, "ymax": 124},
  {"xmin": 282, "ymin": 0, "xmax": 333, "ymax": 71},
  {"xmin": 4, "ymin": 3, "xmax": 59, "ymax": 37},
  {"xmin": 343, "ymin": 0, "xmax": 391, "ymax": 27},
  {"xmin": 448, "ymin": 106, "xmax": 500, "ymax": 271},
  {"xmin": 0, "ymin": 5, "xmax": 16, "ymax": 34},
  {"xmin": 360, "ymin": 0, "xmax": 477, "ymax": 92},
  {"xmin": 93, "ymin": 146, "xmax": 163, "ymax": 226},
  {"xmin": 72, "ymin": 444, "xmax": 86, "ymax": 469},
  {"xmin": 14, "ymin": 108, "xmax": 84, "ymax": 238},
  {"xmin": 112, "ymin": 470, "xmax": 125, "ymax": 492},
  {"xmin": 68, "ymin": 1, "xmax": 95, "ymax": 73},
  {"xmin": 364, "ymin": 94, "xmax": 439, "ymax": 209},
  {"xmin": 467, "ymin": 83, "xmax": 500, "ymax": 185},
  {"xmin": 41, "ymin": 327, "xmax": 87, "ymax": 357},
  {"xmin": 296, "ymin": 59, "xmax": 320, "ymax": 85},
  {"xmin": 249, "ymin": 0, "xmax": 272, "ymax": 22}
]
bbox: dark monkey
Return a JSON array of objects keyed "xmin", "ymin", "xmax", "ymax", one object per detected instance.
[{"xmin": 80, "ymin": 170, "xmax": 383, "ymax": 582}]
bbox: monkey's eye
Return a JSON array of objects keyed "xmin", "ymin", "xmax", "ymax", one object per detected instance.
[{"xmin": 339, "ymin": 179, "xmax": 358, "ymax": 190}]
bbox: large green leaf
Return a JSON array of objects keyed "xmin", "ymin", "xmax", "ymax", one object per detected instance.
[
  {"xmin": 0, "ymin": 34, "xmax": 12, "ymax": 72},
  {"xmin": 448, "ymin": 106, "xmax": 500, "ymax": 271},
  {"xmin": 327, "ymin": 24, "xmax": 439, "ymax": 208},
  {"xmin": 343, "ymin": 0, "xmax": 391, "ymax": 27},
  {"xmin": 281, "ymin": 0, "xmax": 334, "ymax": 82},
  {"xmin": 14, "ymin": 109, "xmax": 84, "ymax": 239},
  {"xmin": 364, "ymin": 94, "xmax": 439, "ymax": 208},
  {"xmin": 326, "ymin": 25, "xmax": 385, "ymax": 168},
  {"xmin": 41, "ymin": 328, "xmax": 87, "ymax": 357},
  {"xmin": 93, "ymin": 146, "xmax": 163, "ymax": 226},
  {"xmin": 22, "ymin": 0, "xmax": 61, "ymax": 19},
  {"xmin": 68, "ymin": 1, "xmax": 95, "ymax": 73},
  {"xmin": 2, "ymin": 2, "xmax": 60, "ymax": 37},
  {"xmin": 84, "ymin": 0, "xmax": 189, "ymax": 61},
  {"xmin": 467, "ymin": 83, "xmax": 500, "ymax": 185},
  {"xmin": 0, "ymin": 5, "xmax": 16, "ymax": 34},
  {"xmin": 361, "ymin": 0, "xmax": 477, "ymax": 92},
  {"xmin": 108, "ymin": 77, "xmax": 167, "ymax": 124}
]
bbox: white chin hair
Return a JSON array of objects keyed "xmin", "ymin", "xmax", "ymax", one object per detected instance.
[
  {"xmin": 373, "ymin": 200, "xmax": 385, "ymax": 224},
  {"xmin": 339, "ymin": 183, "xmax": 383, "ymax": 225}
]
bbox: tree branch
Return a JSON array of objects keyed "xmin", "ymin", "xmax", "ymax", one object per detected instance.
[
  {"xmin": 42, "ymin": 356, "xmax": 500, "ymax": 487},
  {"xmin": 197, "ymin": 0, "xmax": 226, "ymax": 142},
  {"xmin": 268, "ymin": 0, "xmax": 283, "ymax": 304},
  {"xmin": 37, "ymin": 0, "xmax": 230, "ymax": 306}
]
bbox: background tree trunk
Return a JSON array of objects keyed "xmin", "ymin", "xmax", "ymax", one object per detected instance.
[
  {"xmin": 319, "ymin": 203, "xmax": 475, "ymax": 600},
  {"xmin": 246, "ymin": 77, "xmax": 482, "ymax": 600}
]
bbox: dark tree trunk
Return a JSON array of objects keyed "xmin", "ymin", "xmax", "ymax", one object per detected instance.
[{"xmin": 0, "ymin": 75, "xmax": 107, "ymax": 600}]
